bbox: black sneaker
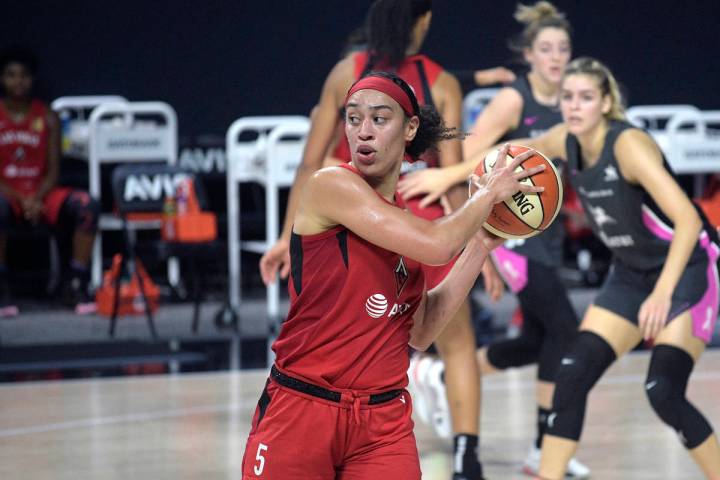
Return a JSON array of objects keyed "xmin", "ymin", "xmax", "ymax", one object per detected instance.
[
  {"xmin": 452, "ymin": 459, "xmax": 485, "ymax": 480},
  {"xmin": 63, "ymin": 276, "xmax": 97, "ymax": 315},
  {"xmin": 0, "ymin": 274, "xmax": 19, "ymax": 318}
]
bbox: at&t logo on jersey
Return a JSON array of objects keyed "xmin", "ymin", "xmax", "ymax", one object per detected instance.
[
  {"xmin": 365, "ymin": 293, "xmax": 411, "ymax": 319},
  {"xmin": 365, "ymin": 294, "xmax": 388, "ymax": 318}
]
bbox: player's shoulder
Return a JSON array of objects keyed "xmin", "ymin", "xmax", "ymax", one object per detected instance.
[
  {"xmin": 614, "ymin": 124, "xmax": 663, "ymax": 166},
  {"xmin": 308, "ymin": 165, "xmax": 364, "ymax": 193}
]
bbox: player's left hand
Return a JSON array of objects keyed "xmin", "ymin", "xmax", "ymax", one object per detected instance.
[
  {"xmin": 638, "ymin": 289, "xmax": 672, "ymax": 340},
  {"xmin": 474, "ymin": 225, "xmax": 505, "ymax": 254}
]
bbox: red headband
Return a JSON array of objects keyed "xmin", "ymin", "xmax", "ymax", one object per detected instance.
[{"xmin": 345, "ymin": 76, "xmax": 416, "ymax": 117}]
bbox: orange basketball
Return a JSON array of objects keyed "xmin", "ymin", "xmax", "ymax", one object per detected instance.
[{"xmin": 473, "ymin": 145, "xmax": 563, "ymax": 240}]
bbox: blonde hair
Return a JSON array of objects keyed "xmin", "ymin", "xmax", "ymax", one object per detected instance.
[
  {"xmin": 564, "ymin": 57, "xmax": 626, "ymax": 121},
  {"xmin": 509, "ymin": 1, "xmax": 571, "ymax": 52}
]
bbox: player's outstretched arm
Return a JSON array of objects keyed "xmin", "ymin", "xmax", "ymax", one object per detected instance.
[
  {"xmin": 295, "ymin": 146, "xmax": 544, "ymax": 267},
  {"xmin": 409, "ymin": 227, "xmax": 504, "ymax": 350}
]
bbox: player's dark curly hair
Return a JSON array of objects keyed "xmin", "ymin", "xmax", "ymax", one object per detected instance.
[
  {"xmin": 0, "ymin": 47, "xmax": 38, "ymax": 75},
  {"xmin": 356, "ymin": 71, "xmax": 464, "ymax": 159},
  {"xmin": 364, "ymin": 0, "xmax": 432, "ymax": 70}
]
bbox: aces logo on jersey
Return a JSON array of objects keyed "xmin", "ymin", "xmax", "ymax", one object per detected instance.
[
  {"xmin": 31, "ymin": 117, "xmax": 44, "ymax": 133},
  {"xmin": 394, "ymin": 256, "xmax": 408, "ymax": 297}
]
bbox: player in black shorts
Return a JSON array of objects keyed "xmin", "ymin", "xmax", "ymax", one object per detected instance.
[{"xmin": 487, "ymin": 57, "xmax": 720, "ymax": 479}]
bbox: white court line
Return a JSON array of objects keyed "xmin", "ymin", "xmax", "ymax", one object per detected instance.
[
  {"xmin": 0, "ymin": 402, "xmax": 241, "ymax": 438},
  {"xmin": 2, "ymin": 371, "xmax": 719, "ymax": 439}
]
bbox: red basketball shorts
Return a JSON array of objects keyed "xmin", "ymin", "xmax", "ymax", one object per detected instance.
[
  {"xmin": 5, "ymin": 186, "xmax": 72, "ymax": 226},
  {"xmin": 241, "ymin": 379, "xmax": 420, "ymax": 479}
]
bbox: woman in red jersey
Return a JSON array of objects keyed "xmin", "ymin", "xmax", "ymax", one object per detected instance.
[
  {"xmin": 0, "ymin": 49, "xmax": 99, "ymax": 315},
  {"xmin": 259, "ymin": 2, "xmax": 486, "ymax": 474},
  {"xmin": 241, "ymin": 72, "xmax": 544, "ymax": 480}
]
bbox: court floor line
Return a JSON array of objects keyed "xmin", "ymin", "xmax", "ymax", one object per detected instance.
[{"xmin": 0, "ymin": 402, "xmax": 241, "ymax": 438}]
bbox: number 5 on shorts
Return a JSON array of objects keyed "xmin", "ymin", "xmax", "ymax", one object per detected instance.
[{"xmin": 254, "ymin": 443, "xmax": 268, "ymax": 476}]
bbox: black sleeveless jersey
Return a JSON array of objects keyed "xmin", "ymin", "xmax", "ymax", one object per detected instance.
[
  {"xmin": 499, "ymin": 75, "xmax": 562, "ymax": 143},
  {"xmin": 566, "ymin": 120, "xmax": 706, "ymax": 271},
  {"xmin": 500, "ymin": 75, "xmax": 564, "ymax": 267}
]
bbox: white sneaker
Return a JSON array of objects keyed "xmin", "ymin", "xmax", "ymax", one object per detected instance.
[
  {"xmin": 407, "ymin": 356, "xmax": 452, "ymax": 439},
  {"xmin": 522, "ymin": 445, "xmax": 591, "ymax": 478},
  {"xmin": 426, "ymin": 359, "xmax": 451, "ymax": 439},
  {"xmin": 407, "ymin": 355, "xmax": 434, "ymax": 425}
]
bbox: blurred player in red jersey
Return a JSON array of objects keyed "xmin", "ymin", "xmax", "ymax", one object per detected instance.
[
  {"xmin": 0, "ymin": 49, "xmax": 100, "ymax": 315},
  {"xmin": 241, "ymin": 72, "xmax": 545, "ymax": 479}
]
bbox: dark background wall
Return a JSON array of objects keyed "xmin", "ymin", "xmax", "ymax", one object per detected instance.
[{"xmin": 3, "ymin": 0, "xmax": 719, "ymax": 138}]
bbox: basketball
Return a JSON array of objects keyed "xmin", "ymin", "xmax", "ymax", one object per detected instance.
[{"xmin": 473, "ymin": 145, "xmax": 563, "ymax": 240}]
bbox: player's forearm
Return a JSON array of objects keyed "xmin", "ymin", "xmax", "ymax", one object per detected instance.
[
  {"xmin": 445, "ymin": 183, "xmax": 466, "ymax": 211},
  {"xmin": 429, "ymin": 187, "xmax": 496, "ymax": 262},
  {"xmin": 446, "ymin": 160, "xmax": 475, "ymax": 188},
  {"xmin": 410, "ymin": 237, "xmax": 488, "ymax": 350}
]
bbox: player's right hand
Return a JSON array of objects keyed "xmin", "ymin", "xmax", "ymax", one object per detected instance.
[
  {"xmin": 259, "ymin": 238, "xmax": 291, "ymax": 286},
  {"xmin": 479, "ymin": 144, "xmax": 545, "ymax": 203}
]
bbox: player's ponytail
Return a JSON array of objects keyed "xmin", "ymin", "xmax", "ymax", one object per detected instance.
[
  {"xmin": 508, "ymin": 1, "xmax": 571, "ymax": 54},
  {"xmin": 408, "ymin": 104, "xmax": 464, "ymax": 159}
]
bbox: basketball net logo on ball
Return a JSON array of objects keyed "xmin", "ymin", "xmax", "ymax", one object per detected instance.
[{"xmin": 472, "ymin": 145, "xmax": 563, "ymax": 239}]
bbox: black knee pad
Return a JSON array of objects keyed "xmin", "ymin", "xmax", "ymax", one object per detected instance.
[
  {"xmin": 486, "ymin": 336, "xmax": 541, "ymax": 370},
  {"xmin": 645, "ymin": 345, "xmax": 714, "ymax": 449},
  {"xmin": 62, "ymin": 191, "xmax": 100, "ymax": 232},
  {"xmin": 547, "ymin": 331, "xmax": 616, "ymax": 441}
]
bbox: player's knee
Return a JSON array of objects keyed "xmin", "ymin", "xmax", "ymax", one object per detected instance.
[
  {"xmin": 645, "ymin": 345, "xmax": 714, "ymax": 449},
  {"xmin": 552, "ymin": 331, "xmax": 615, "ymax": 410},
  {"xmin": 486, "ymin": 336, "xmax": 540, "ymax": 370},
  {"xmin": 67, "ymin": 191, "xmax": 99, "ymax": 232},
  {"xmin": 546, "ymin": 331, "xmax": 615, "ymax": 440},
  {"xmin": 644, "ymin": 374, "xmax": 679, "ymax": 426}
]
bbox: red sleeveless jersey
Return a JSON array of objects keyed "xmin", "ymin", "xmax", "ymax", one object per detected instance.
[
  {"xmin": 333, "ymin": 51, "xmax": 443, "ymax": 165},
  {"xmin": 0, "ymin": 100, "xmax": 50, "ymax": 196},
  {"xmin": 272, "ymin": 164, "xmax": 426, "ymax": 392}
]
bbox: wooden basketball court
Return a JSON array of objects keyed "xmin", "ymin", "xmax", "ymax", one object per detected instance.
[{"xmin": 1, "ymin": 350, "xmax": 718, "ymax": 479}]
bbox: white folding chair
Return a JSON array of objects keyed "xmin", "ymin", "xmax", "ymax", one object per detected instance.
[
  {"xmin": 626, "ymin": 105, "xmax": 720, "ymax": 195},
  {"xmin": 462, "ymin": 88, "xmax": 501, "ymax": 130},
  {"xmin": 87, "ymin": 101, "xmax": 178, "ymax": 286},
  {"xmin": 51, "ymin": 96, "xmax": 129, "ymax": 158},
  {"xmin": 225, "ymin": 116, "xmax": 310, "ymax": 325}
]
